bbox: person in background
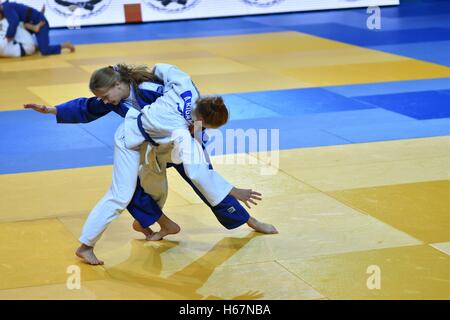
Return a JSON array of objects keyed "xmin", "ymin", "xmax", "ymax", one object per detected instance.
[
  {"xmin": 0, "ymin": 7, "xmax": 38, "ymax": 57},
  {"xmin": 0, "ymin": 1, "xmax": 75, "ymax": 55}
]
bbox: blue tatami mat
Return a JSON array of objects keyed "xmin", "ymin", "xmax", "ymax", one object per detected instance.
[
  {"xmin": 324, "ymin": 117, "xmax": 450, "ymax": 143},
  {"xmin": 291, "ymin": 24, "xmax": 450, "ymax": 47},
  {"xmin": 235, "ymin": 88, "xmax": 376, "ymax": 117},
  {"xmin": 326, "ymin": 78, "xmax": 450, "ymax": 97},
  {"xmin": 354, "ymin": 90, "xmax": 450, "ymax": 120}
]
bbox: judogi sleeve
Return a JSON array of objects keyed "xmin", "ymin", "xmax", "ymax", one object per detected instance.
[
  {"xmin": 55, "ymin": 97, "xmax": 111, "ymax": 123},
  {"xmin": 137, "ymin": 83, "xmax": 164, "ymax": 105},
  {"xmin": 3, "ymin": 6, "xmax": 20, "ymax": 39},
  {"xmin": 152, "ymin": 63, "xmax": 193, "ymax": 92},
  {"xmin": 175, "ymin": 130, "xmax": 233, "ymax": 207}
]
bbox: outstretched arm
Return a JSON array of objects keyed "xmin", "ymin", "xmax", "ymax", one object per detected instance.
[
  {"xmin": 24, "ymin": 97, "xmax": 112, "ymax": 123},
  {"xmin": 24, "ymin": 104, "xmax": 57, "ymax": 115}
]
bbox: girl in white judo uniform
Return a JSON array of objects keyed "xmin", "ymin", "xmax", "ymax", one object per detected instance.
[
  {"xmin": 26, "ymin": 64, "xmax": 277, "ymax": 265},
  {"xmin": 25, "ymin": 64, "xmax": 183, "ymax": 264},
  {"xmin": 0, "ymin": 11, "xmax": 37, "ymax": 57}
]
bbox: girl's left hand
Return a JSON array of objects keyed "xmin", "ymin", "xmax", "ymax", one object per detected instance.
[
  {"xmin": 230, "ymin": 187, "xmax": 262, "ymax": 209},
  {"xmin": 24, "ymin": 104, "xmax": 56, "ymax": 115}
]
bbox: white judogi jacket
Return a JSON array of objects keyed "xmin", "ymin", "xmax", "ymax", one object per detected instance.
[
  {"xmin": 0, "ymin": 18, "xmax": 36, "ymax": 57},
  {"xmin": 124, "ymin": 64, "xmax": 232, "ymax": 207}
]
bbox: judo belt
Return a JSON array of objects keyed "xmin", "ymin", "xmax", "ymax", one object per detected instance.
[
  {"xmin": 137, "ymin": 113, "xmax": 160, "ymax": 147},
  {"xmin": 18, "ymin": 42, "xmax": 25, "ymax": 56}
]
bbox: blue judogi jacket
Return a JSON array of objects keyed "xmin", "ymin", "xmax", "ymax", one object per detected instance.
[
  {"xmin": 2, "ymin": 1, "xmax": 45, "ymax": 39},
  {"xmin": 55, "ymin": 82, "xmax": 163, "ymax": 123}
]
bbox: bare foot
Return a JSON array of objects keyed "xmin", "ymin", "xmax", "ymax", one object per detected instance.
[
  {"xmin": 132, "ymin": 220, "xmax": 154, "ymax": 238},
  {"xmin": 148, "ymin": 218, "xmax": 180, "ymax": 241},
  {"xmin": 62, "ymin": 41, "xmax": 75, "ymax": 53},
  {"xmin": 75, "ymin": 244, "xmax": 104, "ymax": 265},
  {"xmin": 247, "ymin": 217, "xmax": 278, "ymax": 234}
]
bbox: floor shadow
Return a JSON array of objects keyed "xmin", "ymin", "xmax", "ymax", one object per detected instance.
[{"xmin": 104, "ymin": 232, "xmax": 265, "ymax": 299}]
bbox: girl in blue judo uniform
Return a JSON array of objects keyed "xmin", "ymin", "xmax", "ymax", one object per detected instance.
[
  {"xmin": 25, "ymin": 63, "xmax": 278, "ymax": 265},
  {"xmin": 0, "ymin": 1, "xmax": 75, "ymax": 55},
  {"xmin": 0, "ymin": 9, "xmax": 37, "ymax": 57}
]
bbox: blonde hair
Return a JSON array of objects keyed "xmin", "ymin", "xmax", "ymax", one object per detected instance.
[{"xmin": 89, "ymin": 64, "xmax": 160, "ymax": 93}]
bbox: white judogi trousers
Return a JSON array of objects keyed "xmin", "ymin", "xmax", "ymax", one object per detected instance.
[
  {"xmin": 79, "ymin": 124, "xmax": 141, "ymax": 246},
  {"xmin": 79, "ymin": 122, "xmax": 232, "ymax": 247}
]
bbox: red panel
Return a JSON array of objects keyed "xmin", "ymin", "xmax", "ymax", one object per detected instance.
[{"xmin": 124, "ymin": 4, "xmax": 142, "ymax": 24}]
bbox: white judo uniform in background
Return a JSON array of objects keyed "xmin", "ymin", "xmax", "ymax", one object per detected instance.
[
  {"xmin": 0, "ymin": 18, "xmax": 36, "ymax": 57},
  {"xmin": 79, "ymin": 64, "xmax": 233, "ymax": 246}
]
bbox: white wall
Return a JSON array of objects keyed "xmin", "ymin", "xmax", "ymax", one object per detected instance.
[{"xmin": 11, "ymin": 0, "xmax": 399, "ymax": 28}]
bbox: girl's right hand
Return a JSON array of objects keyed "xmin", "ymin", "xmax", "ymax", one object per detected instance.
[
  {"xmin": 36, "ymin": 20, "xmax": 46, "ymax": 32},
  {"xmin": 24, "ymin": 104, "xmax": 56, "ymax": 115}
]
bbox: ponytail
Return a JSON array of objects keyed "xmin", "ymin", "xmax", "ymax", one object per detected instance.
[{"xmin": 89, "ymin": 63, "xmax": 161, "ymax": 93}]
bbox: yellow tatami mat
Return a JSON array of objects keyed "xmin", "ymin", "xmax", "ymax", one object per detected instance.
[
  {"xmin": 2, "ymin": 32, "xmax": 450, "ymax": 110},
  {"xmin": 1, "ymin": 136, "xmax": 448, "ymax": 299}
]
